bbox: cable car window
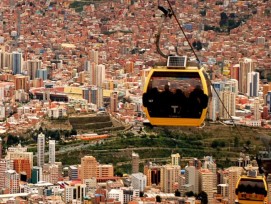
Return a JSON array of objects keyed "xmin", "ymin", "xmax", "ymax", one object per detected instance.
[
  {"xmin": 143, "ymin": 71, "xmax": 208, "ymax": 118},
  {"xmin": 236, "ymin": 178, "xmax": 267, "ymax": 201}
]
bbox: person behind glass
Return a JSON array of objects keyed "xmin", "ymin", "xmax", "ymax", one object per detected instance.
[
  {"xmin": 143, "ymin": 87, "xmax": 160, "ymax": 117},
  {"xmin": 160, "ymin": 84, "xmax": 174, "ymax": 117},
  {"xmin": 188, "ymin": 85, "xmax": 208, "ymax": 118},
  {"xmin": 171, "ymin": 86, "xmax": 187, "ymax": 117}
]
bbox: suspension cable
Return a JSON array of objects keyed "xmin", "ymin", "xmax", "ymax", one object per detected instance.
[
  {"xmin": 165, "ymin": 0, "xmax": 244, "ymax": 138},
  {"xmin": 165, "ymin": 0, "xmax": 200, "ymax": 64}
]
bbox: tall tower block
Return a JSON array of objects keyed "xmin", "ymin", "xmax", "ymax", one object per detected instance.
[
  {"xmin": 37, "ymin": 133, "xmax": 45, "ymax": 167},
  {"xmin": 132, "ymin": 152, "xmax": 139, "ymax": 174}
]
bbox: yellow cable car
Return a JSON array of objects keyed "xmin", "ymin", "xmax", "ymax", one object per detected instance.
[
  {"xmin": 142, "ymin": 56, "xmax": 210, "ymax": 126},
  {"xmin": 235, "ymin": 175, "xmax": 268, "ymax": 204}
]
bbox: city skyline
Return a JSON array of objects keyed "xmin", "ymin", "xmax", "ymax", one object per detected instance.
[{"xmin": 0, "ymin": 0, "xmax": 271, "ymax": 203}]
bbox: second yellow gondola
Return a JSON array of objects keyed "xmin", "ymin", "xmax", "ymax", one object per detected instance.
[{"xmin": 235, "ymin": 175, "xmax": 268, "ymax": 204}]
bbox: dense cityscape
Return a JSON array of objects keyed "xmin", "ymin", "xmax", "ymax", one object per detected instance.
[{"xmin": 1, "ymin": 0, "xmax": 271, "ymax": 203}]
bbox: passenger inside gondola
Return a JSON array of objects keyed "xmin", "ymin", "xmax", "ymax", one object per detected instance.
[{"xmin": 187, "ymin": 85, "xmax": 208, "ymax": 118}]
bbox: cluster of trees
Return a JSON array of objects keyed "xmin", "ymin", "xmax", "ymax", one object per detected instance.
[
  {"xmin": 185, "ymin": 191, "xmax": 208, "ymax": 204},
  {"xmin": 211, "ymin": 139, "xmax": 226, "ymax": 148},
  {"xmin": 156, "ymin": 190, "xmax": 208, "ymax": 204},
  {"xmin": 201, "ymin": 8, "xmax": 256, "ymax": 33},
  {"xmin": 31, "ymin": 128, "xmax": 77, "ymax": 142}
]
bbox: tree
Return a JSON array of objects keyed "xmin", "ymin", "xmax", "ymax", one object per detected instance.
[
  {"xmin": 211, "ymin": 140, "xmax": 219, "ymax": 148},
  {"xmin": 70, "ymin": 128, "xmax": 77, "ymax": 136},
  {"xmin": 39, "ymin": 127, "xmax": 43, "ymax": 133},
  {"xmin": 175, "ymin": 189, "xmax": 181, "ymax": 197},
  {"xmin": 199, "ymin": 9, "xmax": 206, "ymax": 16},
  {"xmin": 156, "ymin": 195, "xmax": 161, "ymax": 202},
  {"xmin": 185, "ymin": 191, "xmax": 194, "ymax": 197},
  {"xmin": 234, "ymin": 136, "xmax": 239, "ymax": 147},
  {"xmin": 7, "ymin": 134, "xmax": 20, "ymax": 146},
  {"xmin": 197, "ymin": 191, "xmax": 208, "ymax": 204}
]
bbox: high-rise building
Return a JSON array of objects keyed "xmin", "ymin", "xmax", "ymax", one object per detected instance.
[
  {"xmin": 90, "ymin": 50, "xmax": 99, "ymax": 64},
  {"xmin": 37, "ymin": 68, "xmax": 48, "ymax": 80},
  {"xmin": 239, "ymin": 58, "xmax": 256, "ymax": 94},
  {"xmin": 5, "ymin": 144, "xmax": 33, "ymax": 169},
  {"xmin": 263, "ymin": 84, "xmax": 271, "ymax": 103},
  {"xmin": 89, "ymin": 62, "xmax": 97, "ymax": 85},
  {"xmin": 230, "ymin": 64, "xmax": 239, "ymax": 81},
  {"xmin": 68, "ymin": 165, "xmax": 78, "ymax": 180},
  {"xmin": 110, "ymin": 91, "xmax": 118, "ymax": 112},
  {"xmin": 5, "ymin": 170, "xmax": 20, "ymax": 194},
  {"xmin": 96, "ymin": 64, "xmax": 105, "ymax": 87},
  {"xmin": 64, "ymin": 182, "xmax": 87, "ymax": 203},
  {"xmin": 0, "ymin": 159, "xmax": 14, "ymax": 190},
  {"xmin": 49, "ymin": 140, "xmax": 55, "ymax": 164},
  {"xmin": 185, "ymin": 165, "xmax": 199, "ymax": 194},
  {"xmin": 160, "ymin": 164, "xmax": 180, "ymax": 193},
  {"xmin": 131, "ymin": 172, "xmax": 147, "ymax": 191},
  {"xmin": 144, "ymin": 163, "xmax": 161, "ymax": 186},
  {"xmin": 0, "ymin": 86, "xmax": 4, "ymax": 101},
  {"xmin": 220, "ymin": 91, "xmax": 236, "ymax": 119},
  {"xmin": 225, "ymin": 79, "xmax": 238, "ymax": 94},
  {"xmin": 108, "ymin": 189, "xmax": 124, "ymax": 204},
  {"xmin": 84, "ymin": 60, "xmax": 91, "ymax": 71},
  {"xmin": 208, "ymin": 82, "xmax": 224, "ymax": 121},
  {"xmin": 97, "ymin": 164, "xmax": 114, "ymax": 178},
  {"xmin": 226, "ymin": 167, "xmax": 243, "ymax": 204},
  {"xmin": 0, "ymin": 102, "xmax": 5, "ymax": 120},
  {"xmin": 37, "ymin": 133, "xmax": 45, "ymax": 167},
  {"xmin": 3, "ymin": 52, "xmax": 12, "ymax": 71},
  {"xmin": 123, "ymin": 188, "xmax": 140, "ymax": 204},
  {"xmin": 171, "ymin": 153, "xmax": 180, "ymax": 166},
  {"xmin": 125, "ymin": 61, "xmax": 134, "ymax": 73},
  {"xmin": 84, "ymin": 177, "xmax": 97, "ymax": 193},
  {"xmin": 12, "ymin": 51, "xmax": 23, "ymax": 75},
  {"xmin": 27, "ymin": 59, "xmax": 42, "ymax": 80},
  {"xmin": 90, "ymin": 87, "xmax": 103, "ymax": 108},
  {"xmin": 0, "ymin": 137, "xmax": 2, "ymax": 159},
  {"xmin": 202, "ymin": 156, "xmax": 217, "ymax": 191},
  {"xmin": 0, "ymin": 50, "xmax": 5, "ymax": 69},
  {"xmin": 81, "ymin": 156, "xmax": 98, "ymax": 180},
  {"xmin": 247, "ymin": 71, "xmax": 260, "ymax": 97},
  {"xmin": 82, "ymin": 86, "xmax": 103, "ymax": 108},
  {"xmin": 14, "ymin": 75, "xmax": 29, "ymax": 91},
  {"xmin": 33, "ymin": 78, "xmax": 44, "ymax": 88},
  {"xmin": 132, "ymin": 152, "xmax": 139, "ymax": 174},
  {"xmin": 42, "ymin": 164, "xmax": 59, "ymax": 184},
  {"xmin": 262, "ymin": 106, "xmax": 269, "ymax": 120},
  {"xmin": 253, "ymin": 99, "xmax": 261, "ymax": 120},
  {"xmin": 13, "ymin": 158, "xmax": 31, "ymax": 180},
  {"xmin": 31, "ymin": 166, "xmax": 42, "ymax": 184},
  {"xmin": 199, "ymin": 169, "xmax": 214, "ymax": 203},
  {"xmin": 267, "ymin": 91, "xmax": 271, "ymax": 113}
]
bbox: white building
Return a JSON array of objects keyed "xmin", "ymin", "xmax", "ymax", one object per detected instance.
[
  {"xmin": 48, "ymin": 107, "xmax": 67, "ymax": 119},
  {"xmin": 131, "ymin": 173, "xmax": 146, "ymax": 192},
  {"xmin": 64, "ymin": 183, "xmax": 86, "ymax": 203},
  {"xmin": 0, "ymin": 159, "xmax": 14, "ymax": 190},
  {"xmin": 83, "ymin": 177, "xmax": 97, "ymax": 193},
  {"xmin": 199, "ymin": 169, "xmax": 214, "ymax": 203},
  {"xmin": 122, "ymin": 187, "xmax": 140, "ymax": 204},
  {"xmin": 108, "ymin": 189, "xmax": 124, "ymax": 204},
  {"xmin": 185, "ymin": 166, "xmax": 199, "ymax": 194},
  {"xmin": 49, "ymin": 140, "xmax": 55, "ymax": 164},
  {"xmin": 37, "ymin": 133, "xmax": 45, "ymax": 167},
  {"xmin": 5, "ymin": 170, "xmax": 20, "ymax": 194}
]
